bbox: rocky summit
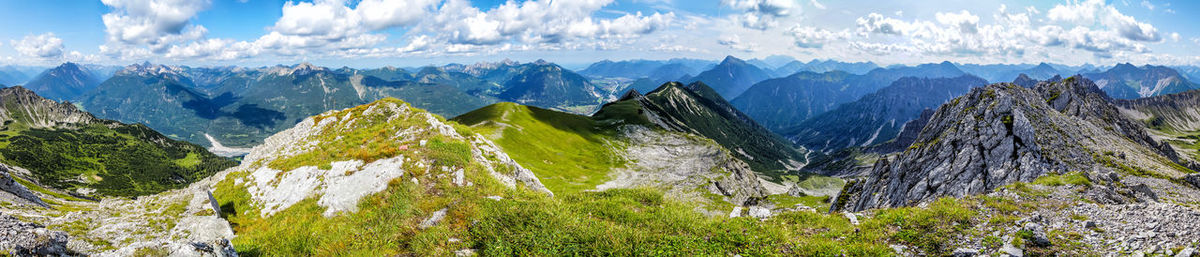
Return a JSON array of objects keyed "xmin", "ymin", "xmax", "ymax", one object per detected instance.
[{"xmin": 835, "ymin": 76, "xmax": 1189, "ymax": 212}]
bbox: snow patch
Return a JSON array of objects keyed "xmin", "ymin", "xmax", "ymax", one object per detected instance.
[{"xmin": 204, "ymin": 133, "xmax": 252, "ymax": 157}]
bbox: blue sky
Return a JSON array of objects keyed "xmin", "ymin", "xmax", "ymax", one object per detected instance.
[{"xmin": 0, "ymin": 0, "xmax": 1197, "ymax": 68}]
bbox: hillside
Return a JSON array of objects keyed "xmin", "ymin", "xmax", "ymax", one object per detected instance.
[
  {"xmin": 452, "ymin": 102, "xmax": 770, "ymax": 208},
  {"xmin": 0, "ymin": 86, "xmax": 234, "ymax": 197},
  {"xmin": 496, "ymin": 63, "xmax": 602, "ymax": 110},
  {"xmin": 611, "ymin": 82, "xmax": 807, "ymax": 177},
  {"xmin": 784, "ymin": 75, "xmax": 988, "ymax": 152}
]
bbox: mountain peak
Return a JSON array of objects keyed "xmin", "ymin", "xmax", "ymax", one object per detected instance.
[
  {"xmin": 1113, "ymin": 62, "xmax": 1138, "ymax": 71},
  {"xmin": 294, "ymin": 62, "xmax": 324, "ymax": 71},
  {"xmin": 619, "ymin": 88, "xmax": 644, "ymax": 101},
  {"xmin": 720, "ymin": 56, "xmax": 745, "ymax": 65},
  {"xmin": 57, "ymin": 62, "xmax": 81, "ymax": 70},
  {"xmin": 116, "ymin": 62, "xmax": 183, "ymax": 77}
]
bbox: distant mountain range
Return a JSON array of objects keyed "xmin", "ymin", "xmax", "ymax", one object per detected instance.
[
  {"xmin": 783, "ymin": 75, "xmax": 989, "ymax": 152},
  {"xmin": 0, "ymin": 65, "xmax": 50, "ymax": 86},
  {"xmin": 578, "ymin": 58, "xmax": 713, "ymax": 79},
  {"xmin": 773, "ymin": 59, "xmax": 879, "ymax": 76},
  {"xmin": 731, "ymin": 61, "xmax": 966, "ymax": 131},
  {"xmin": 1084, "ymin": 63, "xmax": 1198, "ymax": 99},
  {"xmin": 54, "ymin": 60, "xmax": 609, "ymax": 148}
]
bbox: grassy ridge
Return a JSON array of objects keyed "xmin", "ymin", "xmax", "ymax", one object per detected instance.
[
  {"xmin": 217, "ymin": 156, "xmax": 983, "ymax": 256},
  {"xmin": 452, "ymin": 102, "xmax": 626, "ymax": 193},
  {"xmin": 209, "ymin": 98, "xmax": 1013, "ymax": 256}
]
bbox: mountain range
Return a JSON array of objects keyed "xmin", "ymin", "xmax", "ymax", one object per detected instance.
[
  {"xmin": 1083, "ymin": 63, "xmax": 1199, "ymax": 99},
  {"xmin": 731, "ymin": 61, "xmax": 966, "ymax": 131},
  {"xmin": 783, "ymin": 75, "xmax": 989, "ymax": 152},
  {"xmin": 7, "ymin": 57, "xmax": 1200, "ymax": 256}
]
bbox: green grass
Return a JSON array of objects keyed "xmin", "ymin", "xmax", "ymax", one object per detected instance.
[
  {"xmin": 1091, "ymin": 151, "xmax": 1170, "ymax": 179},
  {"xmin": 173, "ymin": 153, "xmax": 202, "ymax": 169},
  {"xmin": 767, "ymin": 194, "xmax": 831, "ymax": 212},
  {"xmin": 268, "ymin": 98, "xmax": 480, "ymax": 173},
  {"xmin": 791, "ymin": 174, "xmax": 846, "ymax": 193},
  {"xmin": 452, "ymin": 102, "xmax": 626, "ymax": 193}
]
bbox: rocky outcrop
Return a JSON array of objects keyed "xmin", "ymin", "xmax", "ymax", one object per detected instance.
[
  {"xmin": 834, "ymin": 76, "xmax": 1186, "ymax": 212},
  {"xmin": 0, "ymin": 86, "xmax": 98, "ymax": 129},
  {"xmin": 596, "ymin": 126, "xmax": 768, "ymax": 206},
  {"xmin": 0, "ymin": 164, "xmax": 47, "ymax": 207},
  {"xmin": 228, "ymin": 98, "xmax": 549, "ymax": 218},
  {"xmin": 0, "ymin": 214, "xmax": 69, "ymax": 256},
  {"xmin": 1037, "ymin": 78, "xmax": 1178, "ymax": 161}
]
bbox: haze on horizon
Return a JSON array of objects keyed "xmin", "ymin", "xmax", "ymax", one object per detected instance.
[{"xmin": 0, "ymin": 0, "xmax": 1197, "ymax": 68}]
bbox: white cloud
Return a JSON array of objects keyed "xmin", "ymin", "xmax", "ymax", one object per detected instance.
[
  {"xmin": 1140, "ymin": 0, "xmax": 1154, "ymax": 10},
  {"xmin": 935, "ymin": 10, "xmax": 979, "ymax": 34},
  {"xmin": 717, "ymin": 34, "xmax": 754, "ymax": 52},
  {"xmin": 1170, "ymin": 32, "xmax": 1181, "ymax": 42},
  {"xmin": 101, "ymin": 0, "xmax": 211, "ymax": 51},
  {"xmin": 419, "ymin": 0, "xmax": 672, "ymax": 46},
  {"xmin": 722, "ymin": 0, "xmax": 796, "ymax": 30},
  {"xmin": 11, "ymin": 33, "xmax": 64, "ymax": 59},
  {"xmin": 718, "ymin": 34, "xmax": 741, "ymax": 46},
  {"xmin": 789, "ymin": 26, "xmax": 847, "ymax": 48},
  {"xmin": 1047, "ymin": 0, "xmax": 1160, "ymax": 42},
  {"xmin": 358, "ymin": 0, "xmax": 440, "ymax": 30}
]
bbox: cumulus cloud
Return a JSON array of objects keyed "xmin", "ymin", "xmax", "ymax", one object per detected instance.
[
  {"xmin": 935, "ymin": 10, "xmax": 979, "ymax": 34},
  {"xmin": 11, "ymin": 33, "xmax": 65, "ymax": 59},
  {"xmin": 849, "ymin": 2, "xmax": 1162, "ymax": 61},
  {"xmin": 101, "ymin": 0, "xmax": 210, "ymax": 50},
  {"xmin": 722, "ymin": 0, "xmax": 796, "ymax": 30},
  {"xmin": 856, "ymin": 13, "xmax": 909, "ymax": 35},
  {"xmin": 1047, "ymin": 0, "xmax": 1160, "ymax": 42},
  {"xmin": 358, "ymin": 0, "xmax": 441, "ymax": 30},
  {"xmin": 789, "ymin": 26, "xmax": 847, "ymax": 48},
  {"xmin": 268, "ymin": 0, "xmax": 439, "ymax": 50},
  {"xmin": 420, "ymin": 0, "xmax": 672, "ymax": 46}
]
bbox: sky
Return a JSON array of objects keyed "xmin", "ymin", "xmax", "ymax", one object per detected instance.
[{"xmin": 0, "ymin": 0, "xmax": 1197, "ymax": 68}]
